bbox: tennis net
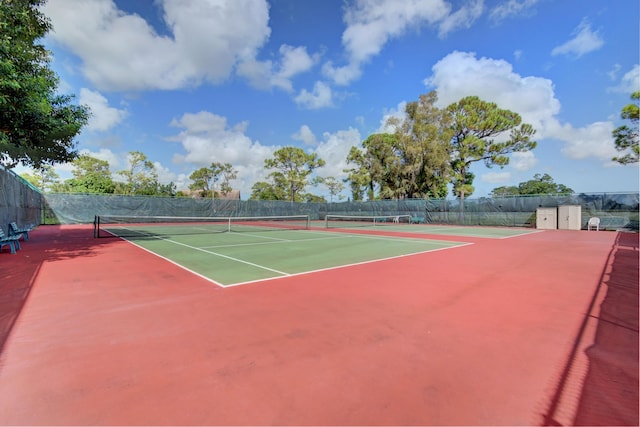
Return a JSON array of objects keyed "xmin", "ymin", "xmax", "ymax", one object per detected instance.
[
  {"xmin": 94, "ymin": 214, "xmax": 310, "ymax": 238},
  {"xmin": 325, "ymin": 214, "xmax": 412, "ymax": 228}
]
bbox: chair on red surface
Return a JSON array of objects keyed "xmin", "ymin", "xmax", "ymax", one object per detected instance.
[
  {"xmin": 9, "ymin": 222, "xmax": 34, "ymax": 241},
  {"xmin": 0, "ymin": 226, "xmax": 21, "ymax": 254},
  {"xmin": 587, "ymin": 217, "xmax": 600, "ymax": 231}
]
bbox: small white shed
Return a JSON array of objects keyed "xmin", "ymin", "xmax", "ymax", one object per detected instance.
[{"xmin": 536, "ymin": 207, "xmax": 558, "ymax": 230}]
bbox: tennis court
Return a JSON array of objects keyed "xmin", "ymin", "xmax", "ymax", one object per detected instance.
[
  {"xmin": 96, "ymin": 215, "xmax": 466, "ymax": 286},
  {"xmin": 0, "ymin": 224, "xmax": 637, "ymax": 426}
]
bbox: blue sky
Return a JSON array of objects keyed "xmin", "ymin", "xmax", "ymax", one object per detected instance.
[{"xmin": 22, "ymin": 0, "xmax": 639, "ymax": 199}]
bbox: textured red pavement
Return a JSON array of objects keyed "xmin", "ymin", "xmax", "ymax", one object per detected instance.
[{"xmin": 0, "ymin": 225, "xmax": 637, "ymax": 425}]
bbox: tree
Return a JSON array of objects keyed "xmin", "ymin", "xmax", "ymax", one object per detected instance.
[
  {"xmin": 116, "ymin": 151, "xmax": 158, "ymax": 195},
  {"xmin": 387, "ymin": 91, "xmax": 451, "ymax": 198},
  {"xmin": 446, "ymin": 96, "xmax": 536, "ymax": 214},
  {"xmin": 216, "ymin": 162, "xmax": 238, "ymax": 196},
  {"xmin": 319, "ymin": 176, "xmax": 345, "ymax": 203},
  {"xmin": 344, "ymin": 145, "xmax": 374, "ymax": 201},
  {"xmin": 517, "ymin": 173, "xmax": 573, "ymax": 195},
  {"xmin": 264, "ymin": 147, "xmax": 325, "ymax": 202},
  {"xmin": 249, "ymin": 180, "xmax": 287, "ymax": 200},
  {"xmin": 612, "ymin": 91, "xmax": 639, "ymax": 165},
  {"xmin": 189, "ymin": 162, "xmax": 237, "ymax": 198},
  {"xmin": 65, "ymin": 154, "xmax": 114, "ymax": 193},
  {"xmin": 490, "ymin": 173, "xmax": 574, "ymax": 196},
  {"xmin": 189, "ymin": 167, "xmax": 215, "ymax": 197},
  {"xmin": 0, "ymin": 0, "xmax": 89, "ymax": 168},
  {"xmin": 345, "ymin": 92, "xmax": 451, "ymax": 200},
  {"xmin": 157, "ymin": 182, "xmax": 177, "ymax": 197},
  {"xmin": 20, "ymin": 164, "xmax": 58, "ymax": 191},
  {"xmin": 489, "ymin": 185, "xmax": 520, "ymax": 197}
]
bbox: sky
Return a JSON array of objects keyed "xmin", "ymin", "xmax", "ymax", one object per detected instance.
[{"xmin": 20, "ymin": 0, "xmax": 640, "ymax": 200}]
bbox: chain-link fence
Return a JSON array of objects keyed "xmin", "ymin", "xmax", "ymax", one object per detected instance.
[
  {"xmin": 0, "ymin": 166, "xmax": 42, "ymax": 230},
  {"xmin": 40, "ymin": 191, "xmax": 639, "ymax": 230},
  {"xmin": 3, "ymin": 164, "xmax": 636, "ymax": 231}
]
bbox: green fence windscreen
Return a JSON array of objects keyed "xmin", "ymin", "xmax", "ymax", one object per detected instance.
[{"xmin": 42, "ymin": 192, "xmax": 639, "ymax": 230}]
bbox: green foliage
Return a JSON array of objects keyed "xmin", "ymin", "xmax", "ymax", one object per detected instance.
[
  {"xmin": 318, "ymin": 176, "xmax": 345, "ymax": 202},
  {"xmin": 490, "ymin": 173, "xmax": 574, "ymax": 196},
  {"xmin": 612, "ymin": 91, "xmax": 639, "ymax": 165},
  {"xmin": 344, "ymin": 145, "xmax": 374, "ymax": 200},
  {"xmin": 116, "ymin": 151, "xmax": 158, "ymax": 195},
  {"xmin": 488, "ymin": 185, "xmax": 520, "ymax": 197},
  {"xmin": 446, "ymin": 95, "xmax": 537, "ymax": 206},
  {"xmin": 64, "ymin": 154, "xmax": 114, "ymax": 193},
  {"xmin": 249, "ymin": 180, "xmax": 287, "ymax": 200},
  {"xmin": 264, "ymin": 146, "xmax": 325, "ymax": 202},
  {"xmin": 189, "ymin": 161, "xmax": 237, "ymax": 198},
  {"xmin": 0, "ymin": 0, "xmax": 89, "ymax": 168},
  {"xmin": 20, "ymin": 163, "xmax": 58, "ymax": 191}
]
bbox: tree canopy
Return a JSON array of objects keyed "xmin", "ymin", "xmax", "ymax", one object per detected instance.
[
  {"xmin": 490, "ymin": 173, "xmax": 574, "ymax": 197},
  {"xmin": 189, "ymin": 162, "xmax": 238, "ymax": 198},
  {"xmin": 117, "ymin": 151, "xmax": 159, "ymax": 195},
  {"xmin": 446, "ymin": 96, "xmax": 537, "ymax": 205},
  {"xmin": 344, "ymin": 92, "xmax": 537, "ymax": 203},
  {"xmin": 64, "ymin": 154, "xmax": 114, "ymax": 193},
  {"xmin": 612, "ymin": 91, "xmax": 639, "ymax": 165},
  {"xmin": 0, "ymin": 0, "xmax": 89, "ymax": 168},
  {"xmin": 260, "ymin": 146, "xmax": 325, "ymax": 202}
]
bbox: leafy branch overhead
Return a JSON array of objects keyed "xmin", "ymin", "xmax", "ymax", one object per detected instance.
[{"xmin": 0, "ymin": 0, "xmax": 89, "ymax": 168}]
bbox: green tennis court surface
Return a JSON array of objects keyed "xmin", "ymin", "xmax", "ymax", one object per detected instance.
[{"xmin": 104, "ymin": 225, "xmax": 465, "ymax": 286}]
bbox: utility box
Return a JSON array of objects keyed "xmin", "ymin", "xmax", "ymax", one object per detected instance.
[
  {"xmin": 536, "ymin": 207, "xmax": 557, "ymax": 229},
  {"xmin": 558, "ymin": 205, "xmax": 582, "ymax": 230}
]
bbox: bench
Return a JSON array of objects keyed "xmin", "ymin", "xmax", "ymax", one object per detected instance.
[
  {"xmin": 9, "ymin": 222, "xmax": 34, "ymax": 241},
  {"xmin": 0, "ymin": 227, "xmax": 21, "ymax": 254},
  {"xmin": 410, "ymin": 216, "xmax": 425, "ymax": 224}
]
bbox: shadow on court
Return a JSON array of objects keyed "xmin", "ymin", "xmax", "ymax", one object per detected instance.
[
  {"xmin": 542, "ymin": 232, "xmax": 639, "ymax": 426},
  {"xmin": 0, "ymin": 225, "xmax": 105, "ymax": 357}
]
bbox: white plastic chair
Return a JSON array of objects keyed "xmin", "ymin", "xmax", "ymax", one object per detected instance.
[{"xmin": 587, "ymin": 217, "xmax": 600, "ymax": 231}]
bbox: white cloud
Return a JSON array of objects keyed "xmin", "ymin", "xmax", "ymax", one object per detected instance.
[
  {"xmin": 41, "ymin": 0, "xmax": 271, "ymax": 91},
  {"xmin": 238, "ymin": 44, "xmax": 319, "ymax": 92},
  {"xmin": 481, "ymin": 171, "xmax": 511, "ymax": 184},
  {"xmin": 295, "ymin": 81, "xmax": 334, "ymax": 109},
  {"xmin": 551, "ymin": 19, "xmax": 604, "ymax": 58},
  {"xmin": 426, "ymin": 51, "xmax": 560, "ymax": 132},
  {"xmin": 378, "ymin": 101, "xmax": 408, "ymax": 133},
  {"xmin": 608, "ymin": 64, "xmax": 640, "ymax": 94},
  {"xmin": 79, "ymin": 88, "xmax": 127, "ymax": 132},
  {"xmin": 168, "ymin": 111, "xmax": 275, "ymax": 196},
  {"xmin": 425, "ymin": 51, "xmax": 619, "ymax": 164},
  {"xmin": 324, "ymin": 0, "xmax": 486, "ymax": 86},
  {"xmin": 552, "ymin": 121, "xmax": 619, "ymax": 162},
  {"xmin": 489, "ymin": 0, "xmax": 538, "ymax": 23},
  {"xmin": 292, "ymin": 125, "xmax": 319, "ymax": 147},
  {"xmin": 437, "ymin": 0, "xmax": 483, "ymax": 38},
  {"xmin": 79, "ymin": 148, "xmax": 123, "ymax": 171},
  {"xmin": 314, "ymin": 128, "xmax": 362, "ymax": 180},
  {"xmin": 510, "ymin": 151, "xmax": 538, "ymax": 171}
]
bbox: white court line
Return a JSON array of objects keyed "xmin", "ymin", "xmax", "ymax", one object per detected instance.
[
  {"xmin": 109, "ymin": 226, "xmax": 470, "ymax": 288},
  {"xmin": 202, "ymin": 234, "xmax": 353, "ymax": 249},
  {"xmin": 224, "ymin": 242, "xmax": 473, "ymax": 288},
  {"xmin": 114, "ymin": 226, "xmax": 289, "ymax": 276}
]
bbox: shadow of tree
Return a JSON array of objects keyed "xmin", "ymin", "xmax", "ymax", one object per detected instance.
[
  {"xmin": 0, "ymin": 225, "xmax": 112, "ymax": 356},
  {"xmin": 542, "ymin": 232, "xmax": 639, "ymax": 426}
]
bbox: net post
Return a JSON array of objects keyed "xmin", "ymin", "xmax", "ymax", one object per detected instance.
[
  {"xmin": 227, "ymin": 217, "xmax": 231, "ymax": 233},
  {"xmin": 93, "ymin": 215, "xmax": 99, "ymax": 238}
]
